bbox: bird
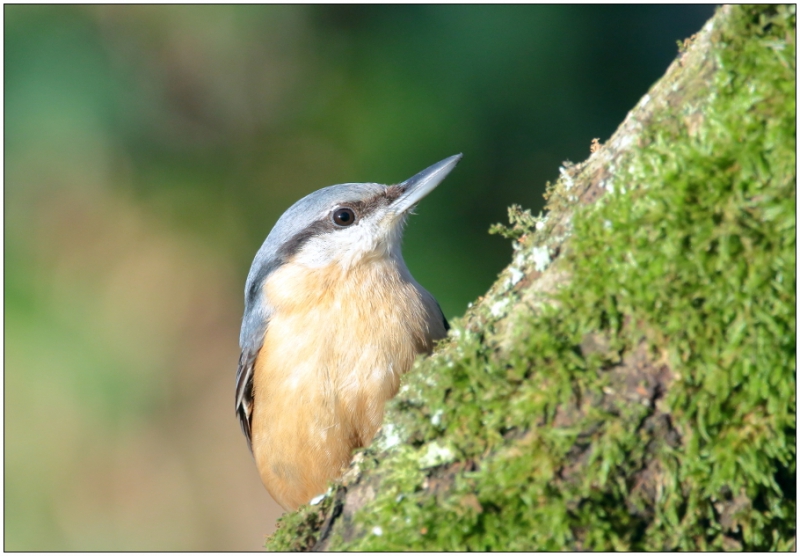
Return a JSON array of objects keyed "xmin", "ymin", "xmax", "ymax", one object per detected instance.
[{"xmin": 235, "ymin": 154, "xmax": 462, "ymax": 511}]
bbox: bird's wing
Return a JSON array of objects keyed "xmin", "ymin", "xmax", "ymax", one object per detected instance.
[
  {"xmin": 436, "ymin": 300, "xmax": 450, "ymax": 331},
  {"xmin": 237, "ymin": 253, "xmax": 278, "ymax": 454},
  {"xmin": 235, "ymin": 348, "xmax": 258, "ymax": 452}
]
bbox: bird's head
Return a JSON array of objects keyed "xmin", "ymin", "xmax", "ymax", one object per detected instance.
[
  {"xmin": 273, "ymin": 153, "xmax": 461, "ymax": 269},
  {"xmin": 241, "ymin": 154, "xmax": 461, "ymax": 344}
]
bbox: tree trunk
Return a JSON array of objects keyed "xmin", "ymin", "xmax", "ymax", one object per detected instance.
[{"xmin": 267, "ymin": 5, "xmax": 796, "ymax": 551}]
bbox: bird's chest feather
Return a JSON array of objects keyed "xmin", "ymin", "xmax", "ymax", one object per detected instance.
[{"xmin": 254, "ymin": 258, "xmax": 434, "ymax": 445}]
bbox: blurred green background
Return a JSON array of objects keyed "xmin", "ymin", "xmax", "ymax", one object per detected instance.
[{"xmin": 5, "ymin": 5, "xmax": 715, "ymax": 550}]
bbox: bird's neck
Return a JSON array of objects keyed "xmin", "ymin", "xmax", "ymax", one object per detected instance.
[{"xmin": 266, "ymin": 253, "xmax": 416, "ymax": 312}]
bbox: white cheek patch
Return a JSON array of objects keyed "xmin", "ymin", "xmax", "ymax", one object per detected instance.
[{"xmin": 294, "ymin": 217, "xmax": 387, "ymax": 269}]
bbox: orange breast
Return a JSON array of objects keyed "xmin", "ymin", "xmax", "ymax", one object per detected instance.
[{"xmin": 250, "ymin": 257, "xmax": 445, "ymax": 510}]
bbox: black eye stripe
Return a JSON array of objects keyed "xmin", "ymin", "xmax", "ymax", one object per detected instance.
[
  {"xmin": 277, "ymin": 190, "xmax": 397, "ymax": 262},
  {"xmin": 343, "ymin": 189, "xmax": 397, "ymax": 219},
  {"xmin": 277, "ymin": 220, "xmax": 330, "ymax": 262}
]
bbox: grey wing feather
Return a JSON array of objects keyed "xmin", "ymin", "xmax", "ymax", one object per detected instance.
[
  {"xmin": 235, "ymin": 349, "xmax": 257, "ymax": 452},
  {"xmin": 236, "ymin": 260, "xmax": 274, "ymax": 454}
]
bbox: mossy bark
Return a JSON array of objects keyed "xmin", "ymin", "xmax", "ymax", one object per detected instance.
[{"xmin": 267, "ymin": 5, "xmax": 796, "ymax": 551}]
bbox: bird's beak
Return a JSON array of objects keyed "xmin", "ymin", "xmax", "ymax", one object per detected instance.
[{"xmin": 389, "ymin": 154, "xmax": 463, "ymax": 215}]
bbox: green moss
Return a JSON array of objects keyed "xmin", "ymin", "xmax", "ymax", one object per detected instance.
[
  {"xmin": 267, "ymin": 493, "xmax": 334, "ymax": 551},
  {"xmin": 489, "ymin": 204, "xmax": 540, "ymax": 241},
  {"xmin": 267, "ymin": 5, "xmax": 795, "ymax": 551}
]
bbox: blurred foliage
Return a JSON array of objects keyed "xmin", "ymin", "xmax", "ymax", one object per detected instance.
[{"xmin": 4, "ymin": 5, "xmax": 714, "ymax": 550}]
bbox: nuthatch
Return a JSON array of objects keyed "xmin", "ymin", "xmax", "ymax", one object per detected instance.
[{"xmin": 235, "ymin": 154, "xmax": 462, "ymax": 510}]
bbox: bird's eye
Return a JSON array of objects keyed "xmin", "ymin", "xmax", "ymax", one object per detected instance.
[{"xmin": 332, "ymin": 207, "xmax": 357, "ymax": 227}]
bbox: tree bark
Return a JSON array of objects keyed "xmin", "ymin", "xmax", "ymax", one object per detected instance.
[{"xmin": 267, "ymin": 5, "xmax": 796, "ymax": 551}]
